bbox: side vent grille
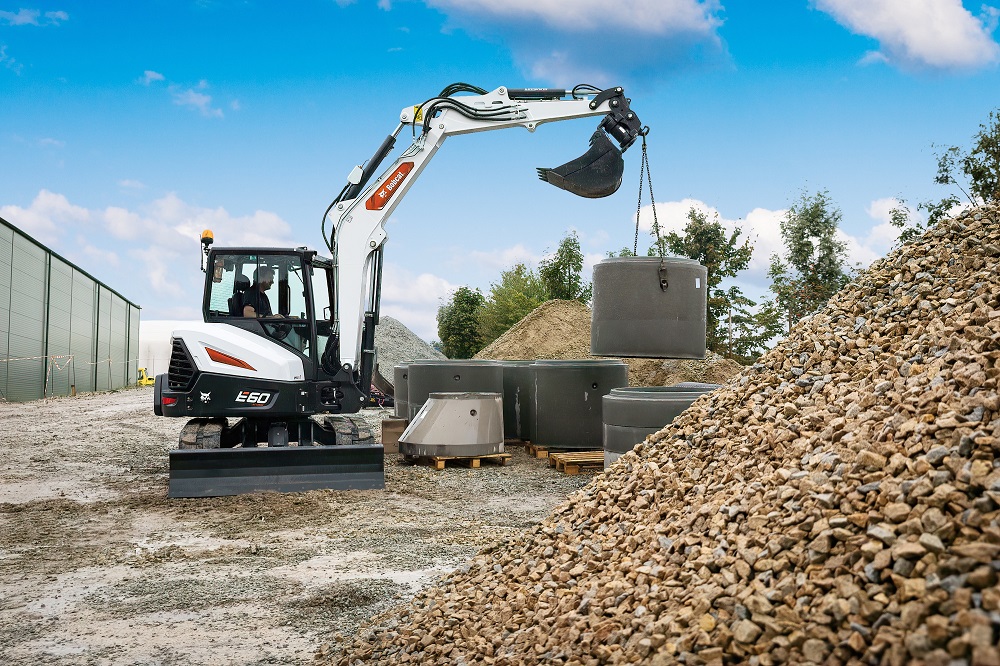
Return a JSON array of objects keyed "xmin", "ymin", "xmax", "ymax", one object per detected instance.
[{"xmin": 168, "ymin": 339, "xmax": 197, "ymax": 391}]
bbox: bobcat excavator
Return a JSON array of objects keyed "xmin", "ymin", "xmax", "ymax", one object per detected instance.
[{"xmin": 155, "ymin": 83, "xmax": 645, "ymax": 497}]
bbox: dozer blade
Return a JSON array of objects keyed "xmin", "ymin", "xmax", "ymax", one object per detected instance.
[
  {"xmin": 168, "ymin": 445, "xmax": 385, "ymax": 498},
  {"xmin": 537, "ymin": 130, "xmax": 625, "ymax": 198}
]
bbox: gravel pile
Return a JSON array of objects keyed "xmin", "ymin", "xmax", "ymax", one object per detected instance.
[
  {"xmin": 375, "ymin": 316, "xmax": 445, "ymax": 391},
  {"xmin": 474, "ymin": 299, "xmax": 742, "ymax": 387},
  {"xmin": 325, "ymin": 205, "xmax": 1000, "ymax": 665}
]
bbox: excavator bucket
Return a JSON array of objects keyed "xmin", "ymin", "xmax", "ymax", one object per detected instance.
[{"xmin": 537, "ymin": 130, "xmax": 625, "ymax": 198}]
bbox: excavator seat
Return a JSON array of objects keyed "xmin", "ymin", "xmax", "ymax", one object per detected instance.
[{"xmin": 228, "ymin": 274, "xmax": 251, "ymax": 316}]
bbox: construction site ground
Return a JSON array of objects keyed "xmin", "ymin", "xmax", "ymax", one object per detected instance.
[{"xmin": 0, "ymin": 386, "xmax": 591, "ymax": 665}]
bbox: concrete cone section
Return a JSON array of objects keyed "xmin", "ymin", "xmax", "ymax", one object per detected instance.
[
  {"xmin": 602, "ymin": 383, "xmax": 720, "ymax": 468},
  {"xmin": 532, "ymin": 359, "xmax": 628, "ymax": 450},
  {"xmin": 590, "ymin": 256, "xmax": 707, "ymax": 358},
  {"xmin": 405, "ymin": 360, "xmax": 503, "ymax": 421},
  {"xmin": 398, "ymin": 392, "xmax": 504, "ymax": 458}
]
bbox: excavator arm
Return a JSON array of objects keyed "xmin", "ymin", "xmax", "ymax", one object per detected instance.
[{"xmin": 325, "ymin": 84, "xmax": 645, "ymax": 383}]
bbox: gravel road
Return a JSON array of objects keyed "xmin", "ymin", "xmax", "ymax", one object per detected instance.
[{"xmin": 0, "ymin": 387, "xmax": 590, "ymax": 665}]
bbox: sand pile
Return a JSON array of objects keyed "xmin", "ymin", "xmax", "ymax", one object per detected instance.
[
  {"xmin": 374, "ymin": 316, "xmax": 445, "ymax": 391},
  {"xmin": 325, "ymin": 205, "xmax": 1000, "ymax": 665},
  {"xmin": 474, "ymin": 299, "xmax": 742, "ymax": 387}
]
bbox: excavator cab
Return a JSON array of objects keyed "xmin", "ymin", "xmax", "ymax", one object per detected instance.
[{"xmin": 205, "ymin": 251, "xmax": 315, "ymax": 355}]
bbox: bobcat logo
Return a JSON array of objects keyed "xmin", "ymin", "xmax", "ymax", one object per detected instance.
[{"xmin": 200, "ymin": 392, "xmax": 211, "ymax": 404}]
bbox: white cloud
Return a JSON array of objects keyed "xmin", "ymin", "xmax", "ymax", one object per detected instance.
[
  {"xmin": 77, "ymin": 239, "xmax": 120, "ymax": 268},
  {"xmin": 467, "ymin": 243, "xmax": 541, "ymax": 273},
  {"xmin": 230, "ymin": 99, "xmax": 241, "ymax": 111},
  {"xmin": 0, "ymin": 44, "xmax": 23, "ymax": 74},
  {"xmin": 0, "ymin": 190, "xmax": 295, "ymax": 312},
  {"xmin": 814, "ymin": 0, "xmax": 1000, "ymax": 70},
  {"xmin": 142, "ymin": 192, "xmax": 293, "ymax": 250},
  {"xmin": 582, "ymin": 251, "xmax": 605, "ymax": 279},
  {"xmin": 118, "ymin": 179, "xmax": 146, "ymax": 190},
  {"xmin": 0, "ymin": 9, "xmax": 40, "ymax": 25},
  {"xmin": 421, "ymin": 0, "xmax": 725, "ymax": 84},
  {"xmin": 103, "ymin": 206, "xmax": 143, "ymax": 240},
  {"xmin": 0, "ymin": 189, "xmax": 90, "ymax": 245},
  {"xmin": 380, "ymin": 263, "xmax": 457, "ymax": 341},
  {"xmin": 635, "ymin": 199, "xmax": 785, "ymax": 290},
  {"xmin": 528, "ymin": 51, "xmax": 615, "ymax": 89},
  {"xmin": 860, "ymin": 197, "xmax": 908, "ymax": 253},
  {"xmin": 170, "ymin": 84, "xmax": 223, "ymax": 118},
  {"xmin": 38, "ymin": 137, "xmax": 64, "ymax": 148},
  {"xmin": 130, "ymin": 247, "xmax": 185, "ymax": 298},
  {"xmin": 0, "ymin": 9, "xmax": 67, "ymax": 25},
  {"xmin": 44, "ymin": 10, "xmax": 67, "ymax": 24},
  {"xmin": 143, "ymin": 73, "xmax": 226, "ymax": 118},
  {"xmin": 138, "ymin": 70, "xmax": 165, "ymax": 85},
  {"xmin": 425, "ymin": 0, "xmax": 720, "ymax": 35}
]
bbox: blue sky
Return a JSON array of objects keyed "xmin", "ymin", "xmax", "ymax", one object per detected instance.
[{"xmin": 2, "ymin": 0, "xmax": 999, "ymax": 341}]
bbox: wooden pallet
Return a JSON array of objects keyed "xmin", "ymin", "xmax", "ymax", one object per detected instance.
[
  {"xmin": 403, "ymin": 452, "xmax": 512, "ymax": 470},
  {"xmin": 547, "ymin": 451, "xmax": 605, "ymax": 475},
  {"xmin": 524, "ymin": 442, "xmax": 550, "ymax": 458}
]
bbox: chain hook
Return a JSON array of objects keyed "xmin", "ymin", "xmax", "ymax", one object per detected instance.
[{"xmin": 633, "ymin": 131, "xmax": 665, "ymax": 292}]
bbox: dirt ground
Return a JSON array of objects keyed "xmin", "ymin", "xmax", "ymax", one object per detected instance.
[{"xmin": 0, "ymin": 387, "xmax": 591, "ymax": 665}]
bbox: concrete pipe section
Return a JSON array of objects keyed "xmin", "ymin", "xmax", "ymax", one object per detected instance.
[
  {"xmin": 399, "ymin": 392, "xmax": 504, "ymax": 458},
  {"xmin": 500, "ymin": 361, "xmax": 535, "ymax": 442},
  {"xmin": 590, "ymin": 257, "xmax": 708, "ymax": 359},
  {"xmin": 405, "ymin": 360, "xmax": 503, "ymax": 421},
  {"xmin": 602, "ymin": 384, "xmax": 720, "ymax": 468},
  {"xmin": 533, "ymin": 359, "xmax": 628, "ymax": 451},
  {"xmin": 393, "ymin": 363, "xmax": 409, "ymax": 420}
]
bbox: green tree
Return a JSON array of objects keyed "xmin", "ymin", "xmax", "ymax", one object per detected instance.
[
  {"xmin": 963, "ymin": 109, "xmax": 1000, "ymax": 203},
  {"xmin": 887, "ymin": 199, "xmax": 925, "ymax": 249},
  {"xmin": 725, "ymin": 295, "xmax": 786, "ymax": 365},
  {"xmin": 477, "ymin": 263, "xmax": 548, "ymax": 343},
  {"xmin": 539, "ymin": 231, "xmax": 592, "ymax": 302},
  {"xmin": 921, "ymin": 109, "xmax": 1000, "ymax": 225},
  {"xmin": 768, "ymin": 190, "xmax": 851, "ymax": 332},
  {"xmin": 436, "ymin": 286, "xmax": 485, "ymax": 358},
  {"xmin": 663, "ymin": 208, "xmax": 754, "ymax": 356}
]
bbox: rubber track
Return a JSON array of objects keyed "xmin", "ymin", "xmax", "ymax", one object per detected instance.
[
  {"xmin": 178, "ymin": 418, "xmax": 225, "ymax": 449},
  {"xmin": 323, "ymin": 415, "xmax": 375, "ymax": 447}
]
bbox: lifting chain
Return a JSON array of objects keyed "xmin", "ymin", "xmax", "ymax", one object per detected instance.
[{"xmin": 633, "ymin": 129, "xmax": 669, "ymax": 290}]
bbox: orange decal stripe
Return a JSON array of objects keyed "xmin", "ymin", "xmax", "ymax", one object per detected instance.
[{"xmin": 205, "ymin": 347, "xmax": 256, "ymax": 371}]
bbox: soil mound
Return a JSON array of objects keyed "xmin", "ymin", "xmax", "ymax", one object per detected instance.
[
  {"xmin": 475, "ymin": 299, "xmax": 742, "ymax": 387},
  {"xmin": 327, "ymin": 206, "xmax": 1000, "ymax": 665},
  {"xmin": 374, "ymin": 316, "xmax": 445, "ymax": 391},
  {"xmin": 476, "ymin": 300, "xmax": 592, "ymax": 360}
]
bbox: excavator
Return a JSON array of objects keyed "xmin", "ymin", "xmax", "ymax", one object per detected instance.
[{"xmin": 154, "ymin": 83, "xmax": 645, "ymax": 497}]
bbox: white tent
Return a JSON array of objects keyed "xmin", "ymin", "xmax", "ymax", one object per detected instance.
[{"xmin": 138, "ymin": 320, "xmax": 199, "ymax": 377}]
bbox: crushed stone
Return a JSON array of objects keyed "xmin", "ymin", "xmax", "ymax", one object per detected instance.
[
  {"xmin": 326, "ymin": 205, "xmax": 1000, "ymax": 665},
  {"xmin": 374, "ymin": 315, "xmax": 445, "ymax": 390}
]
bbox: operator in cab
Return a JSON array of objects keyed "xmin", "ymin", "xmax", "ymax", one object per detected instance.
[{"xmin": 243, "ymin": 266, "xmax": 276, "ymax": 318}]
